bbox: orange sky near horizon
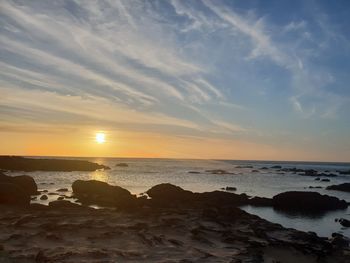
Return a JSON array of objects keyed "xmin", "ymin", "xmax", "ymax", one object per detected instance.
[{"xmin": 1, "ymin": 129, "xmax": 349, "ymax": 163}]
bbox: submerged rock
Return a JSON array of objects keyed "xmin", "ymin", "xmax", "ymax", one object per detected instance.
[
  {"xmin": 270, "ymin": 165, "xmax": 282, "ymax": 169},
  {"xmin": 115, "ymin": 163, "xmax": 128, "ymax": 167},
  {"xmin": 272, "ymin": 191, "xmax": 347, "ymax": 212},
  {"xmin": 72, "ymin": 180, "xmax": 136, "ymax": 208},
  {"xmin": 0, "ymin": 156, "xmax": 110, "ymax": 171},
  {"xmin": 205, "ymin": 169, "xmax": 234, "ymax": 175},
  {"xmin": 225, "ymin": 186, "xmax": 237, "ymax": 191},
  {"xmin": 326, "ymin": 183, "xmax": 350, "ymax": 193},
  {"xmin": 40, "ymin": 195, "xmax": 48, "ymax": 200},
  {"xmin": 236, "ymin": 165, "xmax": 253, "ymax": 169}
]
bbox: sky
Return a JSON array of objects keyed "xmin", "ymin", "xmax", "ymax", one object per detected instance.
[{"xmin": 0, "ymin": 0, "xmax": 350, "ymax": 161}]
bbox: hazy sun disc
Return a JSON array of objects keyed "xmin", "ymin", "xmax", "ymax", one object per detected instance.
[{"xmin": 95, "ymin": 133, "xmax": 106, "ymax": 144}]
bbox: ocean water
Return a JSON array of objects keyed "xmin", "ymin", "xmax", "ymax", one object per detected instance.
[{"xmin": 7, "ymin": 157, "xmax": 350, "ymax": 238}]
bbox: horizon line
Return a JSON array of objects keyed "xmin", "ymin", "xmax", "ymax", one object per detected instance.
[{"xmin": 1, "ymin": 154, "xmax": 350, "ymax": 165}]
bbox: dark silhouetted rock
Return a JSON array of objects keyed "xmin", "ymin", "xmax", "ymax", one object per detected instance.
[
  {"xmin": 49, "ymin": 200, "xmax": 81, "ymax": 209},
  {"xmin": 271, "ymin": 165, "xmax": 282, "ymax": 169},
  {"xmin": 205, "ymin": 169, "xmax": 234, "ymax": 175},
  {"xmin": 318, "ymin": 173, "xmax": 337, "ymax": 177},
  {"xmin": 251, "ymin": 170, "xmax": 259, "ymax": 173},
  {"xmin": 236, "ymin": 165, "xmax": 253, "ymax": 169},
  {"xmin": 261, "ymin": 167, "xmax": 268, "ymax": 170},
  {"xmin": 308, "ymin": 186, "xmax": 322, "ymax": 189},
  {"xmin": 72, "ymin": 180, "xmax": 136, "ymax": 208},
  {"xmin": 147, "ymin": 183, "xmax": 193, "ymax": 204},
  {"xmin": 0, "ymin": 156, "xmax": 110, "ymax": 171},
  {"xmin": 321, "ymin": 179, "xmax": 330, "ymax": 182},
  {"xmin": 147, "ymin": 183, "xmax": 250, "ymax": 208},
  {"xmin": 188, "ymin": 171, "xmax": 201, "ymax": 174},
  {"xmin": 315, "ymin": 177, "xmax": 320, "ymax": 181},
  {"xmin": 115, "ymin": 163, "xmax": 128, "ymax": 167},
  {"xmin": 57, "ymin": 196, "xmax": 64, "ymax": 201},
  {"xmin": 272, "ymin": 191, "xmax": 347, "ymax": 212},
  {"xmin": 40, "ymin": 195, "xmax": 48, "ymax": 200},
  {"xmin": 0, "ymin": 173, "xmax": 38, "ymax": 195},
  {"xmin": 30, "ymin": 203, "xmax": 48, "ymax": 210},
  {"xmin": 330, "ymin": 233, "xmax": 349, "ymax": 248},
  {"xmin": 249, "ymin": 197, "xmax": 273, "ymax": 206},
  {"xmin": 326, "ymin": 183, "xmax": 350, "ymax": 193},
  {"xmin": 225, "ymin": 186, "xmax": 237, "ymax": 191},
  {"xmin": 0, "ymin": 183, "xmax": 30, "ymax": 206},
  {"xmin": 302, "ymin": 169, "xmax": 318, "ymax": 176},
  {"xmin": 337, "ymin": 170, "xmax": 350, "ymax": 175},
  {"xmin": 56, "ymin": 188, "xmax": 68, "ymax": 192},
  {"xmin": 339, "ymin": 218, "xmax": 350, "ymax": 227}
]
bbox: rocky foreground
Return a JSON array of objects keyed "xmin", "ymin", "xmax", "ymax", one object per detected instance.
[
  {"xmin": 0, "ymin": 203, "xmax": 349, "ymax": 263},
  {"xmin": 1, "ymin": 172, "xmax": 350, "ymax": 262}
]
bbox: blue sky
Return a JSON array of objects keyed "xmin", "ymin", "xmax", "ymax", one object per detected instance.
[{"xmin": 0, "ymin": 0, "xmax": 349, "ymax": 161}]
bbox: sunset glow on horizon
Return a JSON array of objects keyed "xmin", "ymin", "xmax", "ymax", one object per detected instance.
[{"xmin": 0, "ymin": 1, "xmax": 349, "ymax": 162}]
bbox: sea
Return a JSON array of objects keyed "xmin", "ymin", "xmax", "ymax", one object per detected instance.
[{"xmin": 7, "ymin": 157, "xmax": 350, "ymax": 238}]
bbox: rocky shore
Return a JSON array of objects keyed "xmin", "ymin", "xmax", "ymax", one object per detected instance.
[
  {"xmin": 0, "ymin": 170, "xmax": 350, "ymax": 262},
  {"xmin": 0, "ymin": 156, "xmax": 110, "ymax": 172}
]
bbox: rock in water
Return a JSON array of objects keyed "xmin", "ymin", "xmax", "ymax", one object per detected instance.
[
  {"xmin": 0, "ymin": 173, "xmax": 38, "ymax": 195},
  {"xmin": 115, "ymin": 163, "xmax": 128, "ymax": 167},
  {"xmin": 339, "ymin": 218, "xmax": 350, "ymax": 227},
  {"xmin": 0, "ymin": 183, "xmax": 30, "ymax": 206},
  {"xmin": 72, "ymin": 180, "xmax": 136, "ymax": 208},
  {"xmin": 146, "ymin": 183, "xmax": 250, "ymax": 208},
  {"xmin": 326, "ymin": 183, "xmax": 350, "ymax": 193},
  {"xmin": 0, "ymin": 156, "xmax": 110, "ymax": 171},
  {"xmin": 272, "ymin": 191, "xmax": 347, "ymax": 212},
  {"xmin": 225, "ymin": 186, "xmax": 237, "ymax": 191}
]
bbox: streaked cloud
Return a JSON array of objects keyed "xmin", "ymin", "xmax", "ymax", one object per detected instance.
[{"xmin": 0, "ymin": 0, "xmax": 349, "ymax": 160}]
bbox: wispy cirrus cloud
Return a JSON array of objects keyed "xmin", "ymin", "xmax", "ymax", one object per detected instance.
[{"xmin": 0, "ymin": 0, "xmax": 349, "ymax": 159}]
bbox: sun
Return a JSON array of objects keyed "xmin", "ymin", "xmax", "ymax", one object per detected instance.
[{"xmin": 95, "ymin": 132, "xmax": 106, "ymax": 144}]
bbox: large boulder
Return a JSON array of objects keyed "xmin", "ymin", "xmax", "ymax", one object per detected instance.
[
  {"xmin": 0, "ymin": 173, "xmax": 38, "ymax": 196},
  {"xmin": 272, "ymin": 191, "xmax": 347, "ymax": 212},
  {"xmin": 326, "ymin": 183, "xmax": 350, "ymax": 193},
  {"xmin": 147, "ymin": 183, "xmax": 193, "ymax": 202},
  {"xmin": 72, "ymin": 180, "xmax": 136, "ymax": 208},
  {"xmin": 0, "ymin": 183, "xmax": 30, "ymax": 206}
]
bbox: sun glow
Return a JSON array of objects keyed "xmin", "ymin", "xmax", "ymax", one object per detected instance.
[{"xmin": 95, "ymin": 132, "xmax": 106, "ymax": 144}]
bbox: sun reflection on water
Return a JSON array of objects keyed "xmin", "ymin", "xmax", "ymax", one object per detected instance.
[{"xmin": 90, "ymin": 170, "xmax": 109, "ymax": 182}]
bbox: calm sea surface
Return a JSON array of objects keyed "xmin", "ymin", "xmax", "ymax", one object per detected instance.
[{"xmin": 7, "ymin": 157, "xmax": 350, "ymax": 238}]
